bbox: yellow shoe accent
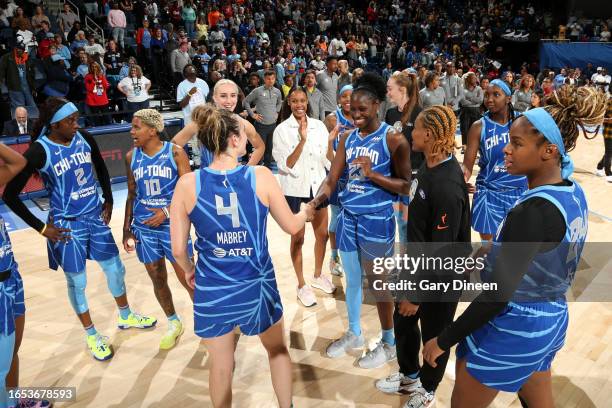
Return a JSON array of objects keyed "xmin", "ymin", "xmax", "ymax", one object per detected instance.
[{"xmin": 159, "ymin": 320, "xmax": 184, "ymax": 350}]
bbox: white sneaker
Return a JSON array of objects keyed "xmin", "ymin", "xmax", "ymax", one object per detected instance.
[
  {"xmin": 595, "ymin": 169, "xmax": 605, "ymax": 177},
  {"xmin": 403, "ymin": 387, "xmax": 435, "ymax": 408},
  {"xmin": 607, "ymin": 175, "xmax": 612, "ymax": 183},
  {"xmin": 297, "ymin": 285, "xmax": 317, "ymax": 307},
  {"xmin": 376, "ymin": 372, "xmax": 422, "ymax": 394},
  {"xmin": 329, "ymin": 256, "xmax": 344, "ymax": 276},
  {"xmin": 358, "ymin": 341, "xmax": 397, "ymax": 369},
  {"xmin": 312, "ymin": 274, "xmax": 336, "ymax": 294},
  {"xmin": 326, "ymin": 331, "xmax": 365, "ymax": 358}
]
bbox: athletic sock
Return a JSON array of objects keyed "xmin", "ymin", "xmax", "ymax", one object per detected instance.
[
  {"xmin": 119, "ymin": 305, "xmax": 131, "ymax": 320},
  {"xmin": 167, "ymin": 313, "xmax": 179, "ymax": 322},
  {"xmin": 331, "ymin": 248, "xmax": 338, "ymax": 260},
  {"xmin": 381, "ymin": 328, "xmax": 395, "ymax": 346},
  {"xmin": 85, "ymin": 324, "xmax": 97, "ymax": 336},
  {"xmin": 406, "ymin": 371, "xmax": 419, "ymax": 380}
]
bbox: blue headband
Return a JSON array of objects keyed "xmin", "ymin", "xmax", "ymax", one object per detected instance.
[
  {"xmin": 39, "ymin": 102, "xmax": 79, "ymax": 138},
  {"xmin": 338, "ymin": 84, "xmax": 353, "ymax": 96},
  {"xmin": 523, "ymin": 107, "xmax": 573, "ymax": 179},
  {"xmin": 490, "ymin": 79, "xmax": 512, "ymax": 96}
]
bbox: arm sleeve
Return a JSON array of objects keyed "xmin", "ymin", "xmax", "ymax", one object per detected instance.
[
  {"xmin": 80, "ymin": 130, "xmax": 113, "ymax": 204},
  {"xmin": 436, "ymin": 198, "xmax": 565, "ymax": 350},
  {"xmin": 2, "ymin": 143, "xmax": 47, "ymax": 232}
]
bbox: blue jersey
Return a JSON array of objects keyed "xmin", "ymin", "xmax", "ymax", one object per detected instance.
[
  {"xmin": 335, "ymin": 107, "xmax": 354, "ymax": 132},
  {"xmin": 489, "ymin": 181, "xmax": 588, "ymax": 301},
  {"xmin": 36, "ymin": 132, "xmax": 101, "ymax": 218},
  {"xmin": 131, "ymin": 142, "xmax": 178, "ymax": 226},
  {"xmin": 339, "ymin": 122, "xmax": 394, "ymax": 214},
  {"xmin": 0, "ymin": 216, "xmax": 15, "ymax": 272},
  {"xmin": 189, "ymin": 166, "xmax": 279, "ymax": 325},
  {"xmin": 330, "ymin": 108, "xmax": 354, "ymax": 206},
  {"xmin": 476, "ymin": 115, "xmax": 527, "ymax": 190}
]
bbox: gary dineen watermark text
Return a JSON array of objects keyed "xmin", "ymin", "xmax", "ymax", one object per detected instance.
[{"xmin": 371, "ymin": 254, "xmax": 497, "ymax": 292}]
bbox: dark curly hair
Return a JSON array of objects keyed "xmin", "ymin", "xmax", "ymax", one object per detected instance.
[{"xmin": 352, "ymin": 72, "xmax": 387, "ymax": 102}]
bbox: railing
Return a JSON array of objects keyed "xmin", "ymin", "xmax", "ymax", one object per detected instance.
[
  {"xmin": 64, "ymin": 0, "xmax": 80, "ymax": 21},
  {"xmin": 85, "ymin": 15, "xmax": 104, "ymax": 44}
]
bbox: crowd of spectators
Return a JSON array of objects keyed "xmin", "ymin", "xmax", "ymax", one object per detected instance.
[{"xmin": 0, "ymin": 0, "xmax": 609, "ymax": 134}]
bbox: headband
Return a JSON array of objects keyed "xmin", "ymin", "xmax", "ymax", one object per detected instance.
[
  {"xmin": 523, "ymin": 107, "xmax": 573, "ymax": 179},
  {"xmin": 353, "ymin": 84, "xmax": 380, "ymax": 100},
  {"xmin": 490, "ymin": 79, "xmax": 511, "ymax": 96},
  {"xmin": 39, "ymin": 102, "xmax": 79, "ymax": 138},
  {"xmin": 338, "ymin": 84, "xmax": 353, "ymax": 96}
]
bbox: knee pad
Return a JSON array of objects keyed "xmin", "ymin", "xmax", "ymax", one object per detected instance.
[
  {"xmin": 98, "ymin": 255, "xmax": 126, "ymax": 298},
  {"xmin": 64, "ymin": 271, "xmax": 89, "ymax": 314}
]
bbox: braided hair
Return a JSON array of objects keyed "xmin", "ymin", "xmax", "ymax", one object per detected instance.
[
  {"xmin": 419, "ymin": 105, "xmax": 458, "ymax": 156},
  {"xmin": 542, "ymin": 85, "xmax": 607, "ymax": 151}
]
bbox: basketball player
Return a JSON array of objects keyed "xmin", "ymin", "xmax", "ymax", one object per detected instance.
[
  {"xmin": 310, "ymin": 73, "xmax": 412, "ymax": 369},
  {"xmin": 323, "ymin": 84, "xmax": 355, "ymax": 277},
  {"xmin": 376, "ymin": 105, "xmax": 470, "ymax": 408},
  {"xmin": 170, "ymin": 105, "xmax": 314, "ymax": 407},
  {"xmin": 171, "ymin": 79, "xmax": 265, "ymax": 167},
  {"xmin": 463, "ymin": 79, "xmax": 528, "ymax": 241},
  {"xmin": 0, "ymin": 144, "xmax": 52, "ymax": 408},
  {"xmin": 385, "ymin": 71, "xmax": 422, "ymax": 243},
  {"xmin": 422, "ymin": 86, "xmax": 606, "ymax": 407},
  {"xmin": 122, "ymin": 109, "xmax": 193, "ymax": 350},
  {"xmin": 3, "ymin": 98, "xmax": 156, "ymax": 362}
]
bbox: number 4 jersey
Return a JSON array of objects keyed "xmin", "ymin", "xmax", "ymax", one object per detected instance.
[
  {"xmin": 131, "ymin": 142, "xmax": 178, "ymax": 227},
  {"xmin": 36, "ymin": 132, "xmax": 102, "ymax": 218}
]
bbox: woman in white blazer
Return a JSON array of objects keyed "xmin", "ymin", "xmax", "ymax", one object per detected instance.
[{"xmin": 273, "ymin": 86, "xmax": 337, "ymax": 307}]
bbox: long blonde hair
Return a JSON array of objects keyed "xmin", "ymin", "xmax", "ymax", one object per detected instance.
[{"xmin": 191, "ymin": 104, "xmax": 241, "ymax": 156}]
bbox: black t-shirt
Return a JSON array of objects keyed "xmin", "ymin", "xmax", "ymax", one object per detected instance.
[
  {"xmin": 385, "ymin": 105, "xmax": 424, "ymax": 175},
  {"xmin": 436, "ymin": 180, "xmax": 569, "ymax": 350},
  {"xmin": 407, "ymin": 155, "xmax": 470, "ymax": 243}
]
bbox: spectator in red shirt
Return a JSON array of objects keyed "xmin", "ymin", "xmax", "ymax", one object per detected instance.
[
  {"xmin": 84, "ymin": 62, "xmax": 111, "ymax": 126},
  {"xmin": 208, "ymin": 7, "xmax": 222, "ymax": 28}
]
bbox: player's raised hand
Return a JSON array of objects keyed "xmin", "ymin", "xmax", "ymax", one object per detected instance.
[
  {"xmin": 43, "ymin": 215, "xmax": 71, "ymax": 243},
  {"xmin": 143, "ymin": 207, "xmax": 167, "ymax": 227}
]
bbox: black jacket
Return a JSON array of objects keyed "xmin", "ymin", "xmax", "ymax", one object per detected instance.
[{"xmin": 2, "ymin": 119, "xmax": 34, "ymax": 136}]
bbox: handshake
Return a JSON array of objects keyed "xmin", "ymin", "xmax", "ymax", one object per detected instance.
[{"xmin": 299, "ymin": 202, "xmax": 316, "ymax": 222}]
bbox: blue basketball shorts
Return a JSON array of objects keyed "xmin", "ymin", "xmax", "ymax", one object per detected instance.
[
  {"xmin": 456, "ymin": 301, "xmax": 568, "ymax": 392},
  {"xmin": 336, "ymin": 207, "xmax": 395, "ymax": 260},
  {"xmin": 47, "ymin": 213, "xmax": 119, "ymax": 274},
  {"xmin": 132, "ymin": 223, "xmax": 193, "ymax": 264}
]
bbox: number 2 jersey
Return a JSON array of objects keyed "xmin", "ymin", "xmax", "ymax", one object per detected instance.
[
  {"xmin": 36, "ymin": 131, "xmax": 102, "ymax": 218},
  {"xmin": 131, "ymin": 142, "xmax": 178, "ymax": 227}
]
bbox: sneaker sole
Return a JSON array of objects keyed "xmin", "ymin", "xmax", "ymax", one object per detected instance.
[
  {"xmin": 358, "ymin": 354, "xmax": 397, "ymax": 369},
  {"xmin": 376, "ymin": 381, "xmax": 422, "ymax": 395},
  {"xmin": 160, "ymin": 326, "xmax": 185, "ymax": 350},
  {"xmin": 326, "ymin": 342, "xmax": 365, "ymax": 358},
  {"xmin": 297, "ymin": 296, "xmax": 317, "ymax": 307},
  {"xmin": 89, "ymin": 346, "xmax": 114, "ymax": 361},
  {"xmin": 118, "ymin": 320, "xmax": 158, "ymax": 330},
  {"xmin": 311, "ymin": 282, "xmax": 336, "ymax": 294}
]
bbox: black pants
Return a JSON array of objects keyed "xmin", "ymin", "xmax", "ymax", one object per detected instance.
[
  {"xmin": 460, "ymin": 107, "xmax": 481, "ymax": 146},
  {"xmin": 596, "ymin": 137, "xmax": 612, "ymax": 176},
  {"xmin": 254, "ymin": 122, "xmax": 276, "ymax": 167},
  {"xmin": 394, "ymin": 301, "xmax": 458, "ymax": 393}
]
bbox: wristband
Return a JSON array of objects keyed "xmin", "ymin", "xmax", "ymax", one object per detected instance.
[
  {"xmin": 162, "ymin": 207, "xmax": 170, "ymax": 219},
  {"xmin": 39, "ymin": 224, "xmax": 47, "ymax": 235}
]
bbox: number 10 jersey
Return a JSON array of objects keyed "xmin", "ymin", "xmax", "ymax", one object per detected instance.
[{"xmin": 131, "ymin": 142, "xmax": 178, "ymax": 227}]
